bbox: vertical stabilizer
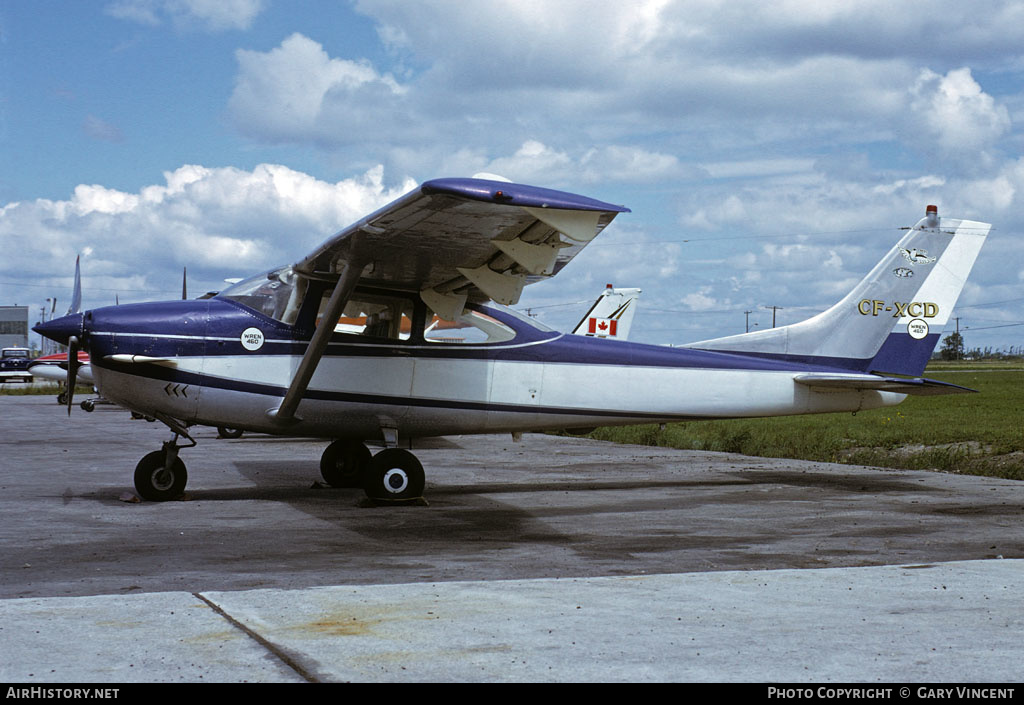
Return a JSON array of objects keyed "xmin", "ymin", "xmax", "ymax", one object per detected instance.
[
  {"xmin": 685, "ymin": 207, "xmax": 990, "ymax": 375},
  {"xmin": 573, "ymin": 284, "xmax": 642, "ymax": 339},
  {"xmin": 66, "ymin": 255, "xmax": 82, "ymax": 315}
]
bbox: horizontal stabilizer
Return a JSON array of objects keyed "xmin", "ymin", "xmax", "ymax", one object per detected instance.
[{"xmin": 794, "ymin": 373, "xmax": 975, "ymax": 396}]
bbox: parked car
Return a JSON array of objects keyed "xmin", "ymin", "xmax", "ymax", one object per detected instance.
[{"xmin": 0, "ymin": 347, "xmax": 33, "ymax": 382}]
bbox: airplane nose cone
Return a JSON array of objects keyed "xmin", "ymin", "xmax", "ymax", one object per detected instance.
[{"xmin": 34, "ymin": 312, "xmax": 85, "ymax": 345}]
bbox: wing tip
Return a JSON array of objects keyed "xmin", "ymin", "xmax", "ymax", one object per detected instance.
[{"xmin": 421, "ymin": 177, "xmax": 630, "ymax": 213}]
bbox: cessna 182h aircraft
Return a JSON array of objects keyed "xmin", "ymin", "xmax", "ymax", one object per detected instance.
[{"xmin": 35, "ymin": 177, "xmax": 989, "ymax": 503}]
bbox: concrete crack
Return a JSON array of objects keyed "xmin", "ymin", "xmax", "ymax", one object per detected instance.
[{"xmin": 193, "ymin": 592, "xmax": 323, "ymax": 683}]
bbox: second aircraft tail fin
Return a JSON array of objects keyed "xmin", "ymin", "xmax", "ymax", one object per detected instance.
[{"xmin": 573, "ymin": 284, "xmax": 642, "ymax": 340}]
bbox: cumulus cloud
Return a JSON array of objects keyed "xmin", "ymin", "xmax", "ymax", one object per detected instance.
[
  {"xmin": 905, "ymin": 67, "xmax": 1011, "ymax": 168},
  {"xmin": 228, "ymin": 33, "xmax": 408, "ymax": 147},
  {"xmin": 223, "ymin": 3, "xmax": 1017, "ymax": 193},
  {"xmin": 0, "ymin": 164, "xmax": 414, "ymax": 307}
]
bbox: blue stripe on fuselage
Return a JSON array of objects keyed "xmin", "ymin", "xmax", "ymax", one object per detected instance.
[{"xmin": 84, "ymin": 296, "xmax": 883, "ymax": 376}]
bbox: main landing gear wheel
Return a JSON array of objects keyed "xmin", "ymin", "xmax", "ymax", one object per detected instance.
[
  {"xmin": 363, "ymin": 448, "xmax": 425, "ymax": 501},
  {"xmin": 134, "ymin": 449, "xmax": 188, "ymax": 501},
  {"xmin": 320, "ymin": 440, "xmax": 372, "ymax": 488}
]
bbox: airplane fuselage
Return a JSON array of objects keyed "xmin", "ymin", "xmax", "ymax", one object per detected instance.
[{"xmin": 84, "ymin": 296, "xmax": 903, "ymax": 443}]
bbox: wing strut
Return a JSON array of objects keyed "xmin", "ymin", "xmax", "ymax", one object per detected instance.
[{"xmin": 268, "ymin": 260, "xmax": 367, "ymax": 423}]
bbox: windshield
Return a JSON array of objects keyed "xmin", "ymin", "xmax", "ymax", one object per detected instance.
[{"xmin": 217, "ymin": 265, "xmax": 302, "ymax": 323}]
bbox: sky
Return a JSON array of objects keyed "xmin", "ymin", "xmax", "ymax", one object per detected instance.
[{"xmin": 2, "ymin": 0, "xmax": 1023, "ymax": 352}]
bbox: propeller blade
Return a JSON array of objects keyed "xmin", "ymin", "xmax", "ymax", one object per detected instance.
[{"xmin": 66, "ymin": 336, "xmax": 80, "ymax": 416}]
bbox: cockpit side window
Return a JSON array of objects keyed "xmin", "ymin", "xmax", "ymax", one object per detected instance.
[{"xmin": 314, "ymin": 289, "xmax": 419, "ymax": 342}]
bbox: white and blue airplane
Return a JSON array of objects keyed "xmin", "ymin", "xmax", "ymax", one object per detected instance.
[{"xmin": 35, "ymin": 177, "xmax": 990, "ymax": 503}]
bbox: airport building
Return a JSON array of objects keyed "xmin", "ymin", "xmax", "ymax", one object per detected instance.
[{"xmin": 0, "ymin": 306, "xmax": 30, "ymax": 348}]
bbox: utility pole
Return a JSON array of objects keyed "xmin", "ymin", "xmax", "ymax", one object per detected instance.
[
  {"xmin": 763, "ymin": 305, "xmax": 783, "ymax": 328},
  {"xmin": 744, "ymin": 310, "xmax": 754, "ymax": 333}
]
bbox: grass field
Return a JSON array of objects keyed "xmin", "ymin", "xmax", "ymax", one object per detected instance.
[
  {"xmin": 584, "ymin": 369, "xmax": 1024, "ymax": 481},
  {"xmin": 0, "ymin": 382, "xmax": 92, "ymax": 396}
]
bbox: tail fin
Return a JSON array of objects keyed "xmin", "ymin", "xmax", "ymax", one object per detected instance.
[
  {"xmin": 65, "ymin": 255, "xmax": 82, "ymax": 315},
  {"xmin": 573, "ymin": 284, "xmax": 642, "ymax": 339},
  {"xmin": 686, "ymin": 206, "xmax": 990, "ymax": 376}
]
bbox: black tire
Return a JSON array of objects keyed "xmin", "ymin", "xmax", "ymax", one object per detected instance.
[
  {"xmin": 363, "ymin": 448, "xmax": 425, "ymax": 501},
  {"xmin": 57, "ymin": 391, "xmax": 68, "ymax": 405},
  {"xmin": 217, "ymin": 427, "xmax": 243, "ymax": 439},
  {"xmin": 80, "ymin": 399, "xmax": 95, "ymax": 412},
  {"xmin": 320, "ymin": 440, "xmax": 371, "ymax": 488},
  {"xmin": 134, "ymin": 450, "xmax": 188, "ymax": 501}
]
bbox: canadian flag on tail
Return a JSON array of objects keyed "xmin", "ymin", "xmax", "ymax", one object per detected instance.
[
  {"xmin": 588, "ymin": 317, "xmax": 618, "ymax": 337},
  {"xmin": 572, "ymin": 285, "xmax": 641, "ymax": 340}
]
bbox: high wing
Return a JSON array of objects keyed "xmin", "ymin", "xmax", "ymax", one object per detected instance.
[
  {"xmin": 294, "ymin": 177, "xmax": 628, "ymax": 316},
  {"xmin": 273, "ymin": 176, "xmax": 630, "ymax": 422}
]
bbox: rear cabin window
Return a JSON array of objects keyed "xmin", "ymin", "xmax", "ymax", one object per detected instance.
[{"xmin": 314, "ymin": 290, "xmax": 516, "ymax": 345}]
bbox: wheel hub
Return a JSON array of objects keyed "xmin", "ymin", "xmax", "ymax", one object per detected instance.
[
  {"xmin": 151, "ymin": 469, "xmax": 174, "ymax": 491},
  {"xmin": 382, "ymin": 468, "xmax": 409, "ymax": 494}
]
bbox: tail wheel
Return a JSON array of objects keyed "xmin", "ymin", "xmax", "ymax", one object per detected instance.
[
  {"xmin": 320, "ymin": 440, "xmax": 371, "ymax": 488},
  {"xmin": 363, "ymin": 448, "xmax": 425, "ymax": 501},
  {"xmin": 217, "ymin": 427, "xmax": 243, "ymax": 439},
  {"xmin": 134, "ymin": 450, "xmax": 188, "ymax": 501}
]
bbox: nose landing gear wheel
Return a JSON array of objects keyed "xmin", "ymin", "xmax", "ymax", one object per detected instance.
[
  {"xmin": 134, "ymin": 449, "xmax": 188, "ymax": 501},
  {"xmin": 363, "ymin": 448, "xmax": 425, "ymax": 501}
]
